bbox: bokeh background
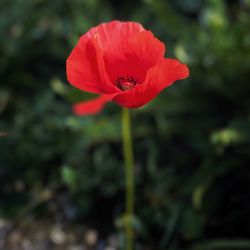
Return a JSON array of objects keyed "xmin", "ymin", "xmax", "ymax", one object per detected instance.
[{"xmin": 1, "ymin": 0, "xmax": 250, "ymax": 249}]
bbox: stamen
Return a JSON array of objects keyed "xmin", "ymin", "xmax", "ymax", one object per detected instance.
[{"xmin": 116, "ymin": 76, "xmax": 138, "ymax": 91}]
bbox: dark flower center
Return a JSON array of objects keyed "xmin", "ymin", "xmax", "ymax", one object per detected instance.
[{"xmin": 115, "ymin": 76, "xmax": 138, "ymax": 91}]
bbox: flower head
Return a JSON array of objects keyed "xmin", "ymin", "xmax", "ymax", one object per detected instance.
[{"xmin": 66, "ymin": 21, "xmax": 189, "ymax": 115}]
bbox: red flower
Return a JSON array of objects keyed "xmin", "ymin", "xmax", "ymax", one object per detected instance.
[{"xmin": 66, "ymin": 21, "xmax": 189, "ymax": 115}]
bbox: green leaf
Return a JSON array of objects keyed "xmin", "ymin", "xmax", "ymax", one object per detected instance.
[{"xmin": 61, "ymin": 166, "xmax": 77, "ymax": 191}]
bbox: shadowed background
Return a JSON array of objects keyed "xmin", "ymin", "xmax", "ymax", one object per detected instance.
[{"xmin": 1, "ymin": 0, "xmax": 250, "ymax": 249}]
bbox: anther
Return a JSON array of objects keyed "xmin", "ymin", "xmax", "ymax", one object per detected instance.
[{"xmin": 116, "ymin": 76, "xmax": 138, "ymax": 91}]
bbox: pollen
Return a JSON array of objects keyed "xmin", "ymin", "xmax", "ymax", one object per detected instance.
[{"xmin": 116, "ymin": 76, "xmax": 138, "ymax": 91}]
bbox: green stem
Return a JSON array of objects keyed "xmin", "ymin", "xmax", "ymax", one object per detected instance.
[{"xmin": 122, "ymin": 108, "xmax": 135, "ymax": 250}]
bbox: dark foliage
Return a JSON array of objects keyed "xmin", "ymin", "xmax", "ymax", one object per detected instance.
[{"xmin": 1, "ymin": 0, "xmax": 250, "ymax": 249}]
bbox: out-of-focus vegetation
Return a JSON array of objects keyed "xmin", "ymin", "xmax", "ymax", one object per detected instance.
[{"xmin": 1, "ymin": 0, "xmax": 250, "ymax": 249}]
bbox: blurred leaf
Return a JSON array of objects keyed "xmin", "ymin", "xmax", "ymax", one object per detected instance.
[
  {"xmin": 191, "ymin": 239, "xmax": 250, "ymax": 250},
  {"xmin": 180, "ymin": 209, "xmax": 205, "ymax": 240},
  {"xmin": 192, "ymin": 182, "xmax": 210, "ymax": 210},
  {"xmin": 61, "ymin": 166, "xmax": 77, "ymax": 191},
  {"xmin": 0, "ymin": 89, "xmax": 10, "ymax": 113}
]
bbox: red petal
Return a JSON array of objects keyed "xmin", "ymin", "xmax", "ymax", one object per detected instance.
[
  {"xmin": 104, "ymin": 30, "xmax": 165, "ymax": 84},
  {"xmin": 86, "ymin": 36, "xmax": 119, "ymax": 93},
  {"xmin": 113, "ymin": 59, "xmax": 189, "ymax": 108},
  {"xmin": 67, "ymin": 21, "xmax": 143, "ymax": 95},
  {"xmin": 66, "ymin": 38, "xmax": 105, "ymax": 94},
  {"xmin": 73, "ymin": 95, "xmax": 112, "ymax": 116},
  {"xmin": 127, "ymin": 30, "xmax": 165, "ymax": 68},
  {"xmin": 157, "ymin": 59, "xmax": 190, "ymax": 89},
  {"xmin": 86, "ymin": 21, "xmax": 144, "ymax": 52}
]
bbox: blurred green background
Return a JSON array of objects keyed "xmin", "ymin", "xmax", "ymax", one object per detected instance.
[{"xmin": 1, "ymin": 0, "xmax": 250, "ymax": 249}]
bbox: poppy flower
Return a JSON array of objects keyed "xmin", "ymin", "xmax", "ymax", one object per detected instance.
[{"xmin": 66, "ymin": 21, "xmax": 189, "ymax": 115}]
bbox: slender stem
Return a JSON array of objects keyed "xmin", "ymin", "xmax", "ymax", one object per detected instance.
[{"xmin": 122, "ymin": 108, "xmax": 135, "ymax": 250}]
